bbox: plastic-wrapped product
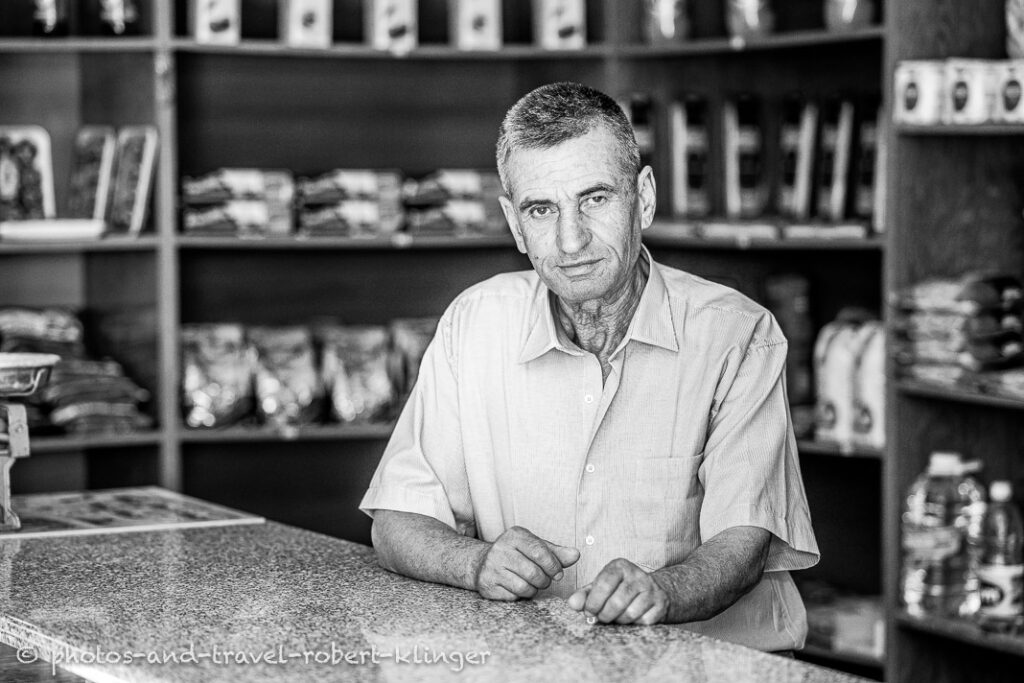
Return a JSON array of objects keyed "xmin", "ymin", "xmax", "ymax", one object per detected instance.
[
  {"xmin": 248, "ymin": 326, "xmax": 324, "ymax": 430},
  {"xmin": 181, "ymin": 324, "xmax": 254, "ymax": 429},
  {"xmin": 726, "ymin": 0, "xmax": 774, "ymax": 39},
  {"xmin": 389, "ymin": 317, "xmax": 439, "ymax": 401},
  {"xmin": 893, "ymin": 273, "xmax": 1022, "ymax": 316},
  {"xmin": 0, "ymin": 308, "xmax": 85, "ymax": 358},
  {"xmin": 320, "ymin": 325, "xmax": 394, "ymax": 424},
  {"xmin": 852, "ymin": 322, "xmax": 885, "ymax": 450}
]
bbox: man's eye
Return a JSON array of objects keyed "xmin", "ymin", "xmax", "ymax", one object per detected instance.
[
  {"xmin": 528, "ymin": 205, "xmax": 554, "ymax": 218},
  {"xmin": 584, "ymin": 194, "xmax": 608, "ymax": 207}
]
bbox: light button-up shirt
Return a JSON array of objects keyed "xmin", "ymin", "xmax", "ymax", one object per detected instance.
[{"xmin": 360, "ymin": 250, "xmax": 820, "ymax": 651}]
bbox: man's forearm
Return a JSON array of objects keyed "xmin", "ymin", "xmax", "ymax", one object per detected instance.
[
  {"xmin": 371, "ymin": 510, "xmax": 488, "ymax": 591},
  {"xmin": 650, "ymin": 526, "xmax": 771, "ymax": 623}
]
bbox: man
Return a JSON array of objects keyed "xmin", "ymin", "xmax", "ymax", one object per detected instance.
[{"xmin": 360, "ymin": 82, "xmax": 819, "ymax": 651}]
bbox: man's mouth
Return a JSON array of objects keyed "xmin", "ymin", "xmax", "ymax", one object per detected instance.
[{"xmin": 558, "ymin": 259, "xmax": 601, "ymax": 276}]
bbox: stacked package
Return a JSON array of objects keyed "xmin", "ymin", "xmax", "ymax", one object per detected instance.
[
  {"xmin": 389, "ymin": 317, "xmax": 438, "ymax": 403},
  {"xmin": 181, "ymin": 169, "xmax": 295, "ymax": 237},
  {"xmin": 320, "ymin": 325, "xmax": 395, "ymax": 424},
  {"xmin": 249, "ymin": 326, "xmax": 325, "ymax": 431},
  {"xmin": 814, "ymin": 310, "xmax": 886, "ymax": 451},
  {"xmin": 296, "ymin": 170, "xmax": 404, "ymax": 237},
  {"xmin": 894, "ymin": 59, "xmax": 1024, "ymax": 126},
  {"xmin": 181, "ymin": 318, "xmax": 437, "ymax": 431},
  {"xmin": 892, "ymin": 273, "xmax": 1024, "ymax": 398},
  {"xmin": 403, "ymin": 170, "xmax": 505, "ymax": 236},
  {"xmin": 763, "ymin": 274, "xmax": 815, "ymax": 438},
  {"xmin": 181, "ymin": 324, "xmax": 256, "ymax": 429},
  {"xmin": 0, "ymin": 308, "xmax": 152, "ymax": 435},
  {"xmin": 800, "ymin": 579, "xmax": 885, "ymax": 660}
]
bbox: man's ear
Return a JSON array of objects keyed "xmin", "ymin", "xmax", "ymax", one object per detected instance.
[
  {"xmin": 637, "ymin": 165, "xmax": 657, "ymax": 231},
  {"xmin": 499, "ymin": 195, "xmax": 528, "ymax": 254}
]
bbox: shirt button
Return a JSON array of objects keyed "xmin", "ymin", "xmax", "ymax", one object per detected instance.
[
  {"xmin": 585, "ymin": 464, "xmax": 595, "ymax": 473},
  {"xmin": 584, "ymin": 394, "xmax": 594, "ymax": 404},
  {"xmin": 585, "ymin": 535, "xmax": 595, "ymax": 546}
]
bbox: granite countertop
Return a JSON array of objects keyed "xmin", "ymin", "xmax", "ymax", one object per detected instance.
[{"xmin": 0, "ymin": 519, "xmax": 868, "ymax": 683}]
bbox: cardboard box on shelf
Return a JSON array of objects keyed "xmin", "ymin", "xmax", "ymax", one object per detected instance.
[
  {"xmin": 280, "ymin": 0, "xmax": 333, "ymax": 49},
  {"xmin": 668, "ymin": 96, "xmax": 711, "ymax": 218},
  {"xmin": 893, "ymin": 60, "xmax": 945, "ymax": 125},
  {"xmin": 191, "ymin": 0, "xmax": 241, "ymax": 45},
  {"xmin": 532, "ymin": 0, "xmax": 586, "ymax": 50},
  {"xmin": 365, "ymin": 0, "xmax": 418, "ymax": 53},
  {"xmin": 449, "ymin": 0, "xmax": 502, "ymax": 50}
]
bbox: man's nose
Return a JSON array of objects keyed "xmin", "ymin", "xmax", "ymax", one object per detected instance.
[{"xmin": 556, "ymin": 209, "xmax": 591, "ymax": 255}]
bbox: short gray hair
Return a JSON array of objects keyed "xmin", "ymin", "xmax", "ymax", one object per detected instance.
[{"xmin": 496, "ymin": 82, "xmax": 641, "ymax": 196}]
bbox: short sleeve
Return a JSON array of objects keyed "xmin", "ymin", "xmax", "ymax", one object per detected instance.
[
  {"xmin": 358, "ymin": 308, "xmax": 476, "ymax": 537},
  {"xmin": 698, "ymin": 314, "xmax": 820, "ymax": 573}
]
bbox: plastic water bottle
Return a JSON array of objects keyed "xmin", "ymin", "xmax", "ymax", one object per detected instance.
[
  {"xmin": 977, "ymin": 481, "xmax": 1024, "ymax": 631},
  {"xmin": 958, "ymin": 459, "xmax": 987, "ymax": 594},
  {"xmin": 902, "ymin": 452, "xmax": 980, "ymax": 617}
]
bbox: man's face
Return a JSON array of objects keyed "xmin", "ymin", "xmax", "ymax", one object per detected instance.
[{"xmin": 499, "ymin": 125, "xmax": 656, "ymax": 304}]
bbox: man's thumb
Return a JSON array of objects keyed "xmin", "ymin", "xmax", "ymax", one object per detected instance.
[{"xmin": 546, "ymin": 542, "xmax": 581, "ymax": 567}]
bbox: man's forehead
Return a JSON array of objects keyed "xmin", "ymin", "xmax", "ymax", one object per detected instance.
[{"xmin": 504, "ymin": 127, "xmax": 626, "ymax": 197}]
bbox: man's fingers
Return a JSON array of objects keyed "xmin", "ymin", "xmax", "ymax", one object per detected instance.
[
  {"xmin": 584, "ymin": 570, "xmax": 624, "ymax": 619},
  {"xmin": 637, "ymin": 602, "xmax": 667, "ymax": 625},
  {"xmin": 615, "ymin": 592, "xmax": 654, "ymax": 624},
  {"xmin": 485, "ymin": 584, "xmax": 520, "ymax": 601},
  {"xmin": 567, "ymin": 583, "xmax": 592, "ymax": 611},
  {"xmin": 496, "ymin": 569, "xmax": 538, "ymax": 599},
  {"xmin": 597, "ymin": 582, "xmax": 639, "ymax": 623},
  {"xmin": 510, "ymin": 537, "xmax": 564, "ymax": 581},
  {"xmin": 509, "ymin": 549, "xmax": 554, "ymax": 589},
  {"xmin": 546, "ymin": 542, "xmax": 581, "ymax": 569}
]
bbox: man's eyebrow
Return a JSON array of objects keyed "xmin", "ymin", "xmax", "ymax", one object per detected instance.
[
  {"xmin": 517, "ymin": 183, "xmax": 618, "ymax": 211},
  {"xmin": 517, "ymin": 196, "xmax": 550, "ymax": 211},
  {"xmin": 577, "ymin": 183, "xmax": 616, "ymax": 198}
]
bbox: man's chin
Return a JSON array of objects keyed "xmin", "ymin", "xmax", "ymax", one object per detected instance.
[{"xmin": 547, "ymin": 280, "xmax": 609, "ymax": 304}]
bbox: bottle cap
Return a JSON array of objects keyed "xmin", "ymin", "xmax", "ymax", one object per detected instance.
[
  {"xmin": 990, "ymin": 481, "xmax": 1013, "ymax": 502},
  {"xmin": 929, "ymin": 451, "xmax": 962, "ymax": 475},
  {"xmin": 959, "ymin": 459, "xmax": 983, "ymax": 475}
]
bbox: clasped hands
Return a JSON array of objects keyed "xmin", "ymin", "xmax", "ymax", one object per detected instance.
[{"xmin": 473, "ymin": 526, "xmax": 669, "ymax": 625}]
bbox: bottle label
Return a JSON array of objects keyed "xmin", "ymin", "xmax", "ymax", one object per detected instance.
[
  {"xmin": 903, "ymin": 526, "xmax": 962, "ymax": 561},
  {"xmin": 978, "ymin": 564, "xmax": 1024, "ymax": 617}
]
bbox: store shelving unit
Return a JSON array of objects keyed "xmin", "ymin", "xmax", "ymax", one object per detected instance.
[
  {"xmin": 175, "ymin": 234, "xmax": 517, "ymax": 250},
  {"xmin": 0, "ymin": 1, "xmax": 900, "ymax": 678},
  {"xmin": 884, "ymin": 1, "xmax": 1024, "ymax": 681},
  {"xmin": 797, "ymin": 440, "xmax": 885, "ymax": 460},
  {"xmin": 178, "ymin": 423, "xmax": 396, "ymax": 444},
  {"xmin": 896, "ymin": 380, "xmax": 1024, "ymax": 411},
  {"xmin": 894, "ymin": 123, "xmax": 1024, "ymax": 136}
]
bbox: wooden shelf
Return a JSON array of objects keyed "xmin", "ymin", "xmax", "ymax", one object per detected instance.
[
  {"xmin": 896, "ymin": 612, "xmax": 1024, "ymax": 658},
  {"xmin": 799, "ymin": 643, "xmax": 885, "ymax": 670},
  {"xmin": 179, "ymin": 423, "xmax": 395, "ymax": 444},
  {"xmin": 31, "ymin": 431, "xmax": 163, "ymax": 454},
  {"xmin": 616, "ymin": 26, "xmax": 885, "ymax": 57},
  {"xmin": 176, "ymin": 234, "xmax": 516, "ymax": 250},
  {"xmin": 0, "ymin": 37, "xmax": 158, "ymax": 52},
  {"xmin": 895, "ymin": 123, "xmax": 1024, "ymax": 136},
  {"xmin": 0, "ymin": 236, "xmax": 160, "ymax": 254},
  {"xmin": 896, "ymin": 380, "xmax": 1024, "ymax": 411},
  {"xmin": 170, "ymin": 39, "xmax": 611, "ymax": 60},
  {"xmin": 644, "ymin": 223, "xmax": 884, "ymax": 251},
  {"xmin": 797, "ymin": 439, "xmax": 884, "ymax": 459}
]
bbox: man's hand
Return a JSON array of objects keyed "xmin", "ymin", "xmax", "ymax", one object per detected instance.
[
  {"xmin": 474, "ymin": 526, "xmax": 580, "ymax": 601},
  {"xmin": 566, "ymin": 558, "xmax": 669, "ymax": 625}
]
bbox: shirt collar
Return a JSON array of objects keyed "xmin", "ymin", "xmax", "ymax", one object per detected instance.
[{"xmin": 517, "ymin": 245, "xmax": 678, "ymax": 364}]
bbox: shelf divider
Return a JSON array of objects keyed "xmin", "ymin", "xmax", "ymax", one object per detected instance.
[
  {"xmin": 895, "ymin": 611, "xmax": 1024, "ymax": 658},
  {"xmin": 179, "ymin": 423, "xmax": 396, "ymax": 444},
  {"xmin": 896, "ymin": 380, "xmax": 1024, "ymax": 411}
]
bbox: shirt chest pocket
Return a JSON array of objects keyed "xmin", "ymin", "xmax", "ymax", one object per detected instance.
[{"xmin": 628, "ymin": 455, "xmax": 704, "ymax": 571}]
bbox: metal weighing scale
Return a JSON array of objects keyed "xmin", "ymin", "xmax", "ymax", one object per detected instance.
[{"xmin": 0, "ymin": 352, "xmax": 59, "ymax": 531}]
